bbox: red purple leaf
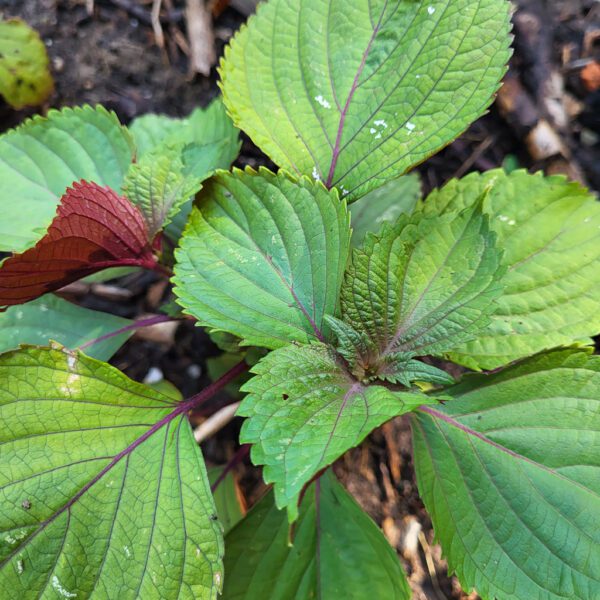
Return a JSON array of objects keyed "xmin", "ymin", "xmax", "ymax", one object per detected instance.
[{"xmin": 0, "ymin": 181, "xmax": 157, "ymax": 308}]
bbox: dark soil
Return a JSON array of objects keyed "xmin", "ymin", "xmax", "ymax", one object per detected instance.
[{"xmin": 1, "ymin": 1, "xmax": 598, "ymax": 598}]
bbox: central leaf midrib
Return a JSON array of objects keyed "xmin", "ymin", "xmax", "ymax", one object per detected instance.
[
  {"xmin": 0, "ymin": 402, "xmax": 188, "ymax": 572},
  {"xmin": 324, "ymin": 0, "xmax": 388, "ymax": 187},
  {"xmin": 418, "ymin": 405, "xmax": 600, "ymax": 497}
]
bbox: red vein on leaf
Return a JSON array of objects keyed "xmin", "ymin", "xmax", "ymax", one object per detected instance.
[
  {"xmin": 0, "ymin": 359, "xmax": 249, "ymax": 570},
  {"xmin": 418, "ymin": 405, "xmax": 555, "ymax": 468},
  {"xmin": 324, "ymin": 5, "xmax": 386, "ymax": 188},
  {"xmin": 0, "ymin": 181, "xmax": 161, "ymax": 309}
]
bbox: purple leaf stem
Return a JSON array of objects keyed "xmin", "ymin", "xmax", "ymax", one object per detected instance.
[
  {"xmin": 210, "ymin": 444, "xmax": 251, "ymax": 493},
  {"xmin": 78, "ymin": 314, "xmax": 175, "ymax": 351}
]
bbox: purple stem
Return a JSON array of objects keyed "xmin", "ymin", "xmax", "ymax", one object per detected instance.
[
  {"xmin": 210, "ymin": 444, "xmax": 251, "ymax": 493},
  {"xmin": 0, "ymin": 359, "xmax": 250, "ymax": 568},
  {"xmin": 78, "ymin": 314, "xmax": 174, "ymax": 351},
  {"xmin": 65, "ymin": 360, "xmax": 249, "ymax": 517}
]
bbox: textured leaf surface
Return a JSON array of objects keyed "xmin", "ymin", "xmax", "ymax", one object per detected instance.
[
  {"xmin": 350, "ymin": 174, "xmax": 421, "ymax": 246},
  {"xmin": 128, "ymin": 100, "xmax": 241, "ymax": 241},
  {"xmin": 0, "ymin": 105, "xmax": 134, "ymax": 252},
  {"xmin": 0, "ymin": 295, "xmax": 132, "ymax": 360},
  {"xmin": 0, "ymin": 181, "xmax": 156, "ymax": 309},
  {"xmin": 421, "ymin": 169, "xmax": 600, "ymax": 369},
  {"xmin": 220, "ymin": 0, "xmax": 511, "ymax": 201},
  {"xmin": 412, "ymin": 348, "xmax": 600, "ymax": 600},
  {"xmin": 174, "ymin": 169, "xmax": 351, "ymax": 349},
  {"xmin": 123, "ymin": 144, "xmax": 203, "ymax": 239},
  {"xmin": 325, "ymin": 315, "xmax": 454, "ymax": 386},
  {"xmin": 0, "ymin": 347, "xmax": 223, "ymax": 599},
  {"xmin": 239, "ymin": 342, "xmax": 429, "ymax": 520},
  {"xmin": 0, "ymin": 18, "xmax": 53, "ymax": 109},
  {"xmin": 379, "ymin": 356, "xmax": 454, "ymax": 387},
  {"xmin": 129, "ymin": 98, "xmax": 239, "ymax": 160},
  {"xmin": 223, "ymin": 472, "xmax": 410, "ymax": 600},
  {"xmin": 341, "ymin": 206, "xmax": 503, "ymax": 374}
]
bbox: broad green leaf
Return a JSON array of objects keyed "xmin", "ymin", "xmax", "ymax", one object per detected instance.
[
  {"xmin": 129, "ymin": 115, "xmax": 183, "ymax": 158},
  {"xmin": 0, "ymin": 105, "xmax": 135, "ymax": 252},
  {"xmin": 223, "ymin": 471, "xmax": 410, "ymax": 600},
  {"xmin": 350, "ymin": 174, "xmax": 421, "ymax": 246},
  {"xmin": 0, "ymin": 18, "xmax": 53, "ymax": 109},
  {"xmin": 147, "ymin": 378, "xmax": 184, "ymax": 401},
  {"xmin": 174, "ymin": 169, "xmax": 351, "ymax": 350},
  {"xmin": 341, "ymin": 206, "xmax": 503, "ymax": 374},
  {"xmin": 128, "ymin": 100, "xmax": 241, "ymax": 242},
  {"xmin": 123, "ymin": 144, "xmax": 204, "ymax": 238},
  {"xmin": 129, "ymin": 98, "xmax": 240, "ymax": 161},
  {"xmin": 0, "ymin": 295, "xmax": 132, "ymax": 361},
  {"xmin": 412, "ymin": 348, "xmax": 600, "ymax": 600},
  {"xmin": 0, "ymin": 347, "xmax": 223, "ymax": 599},
  {"xmin": 220, "ymin": 0, "xmax": 511, "ymax": 201},
  {"xmin": 207, "ymin": 468, "xmax": 245, "ymax": 535},
  {"xmin": 420, "ymin": 169, "xmax": 600, "ymax": 369},
  {"xmin": 238, "ymin": 342, "xmax": 429, "ymax": 520}
]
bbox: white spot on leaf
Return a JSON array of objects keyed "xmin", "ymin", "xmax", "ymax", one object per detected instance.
[
  {"xmin": 406, "ymin": 122, "xmax": 416, "ymax": 132},
  {"xmin": 123, "ymin": 545, "xmax": 131, "ymax": 558},
  {"xmin": 51, "ymin": 576, "xmax": 77, "ymax": 598},
  {"xmin": 314, "ymin": 95, "xmax": 331, "ymax": 109},
  {"xmin": 428, "ymin": 6, "xmax": 436, "ymax": 15},
  {"xmin": 312, "ymin": 167, "xmax": 321, "ymax": 182}
]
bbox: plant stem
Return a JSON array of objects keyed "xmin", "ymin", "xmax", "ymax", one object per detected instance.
[
  {"xmin": 78, "ymin": 314, "xmax": 175, "ymax": 351},
  {"xmin": 210, "ymin": 444, "xmax": 250, "ymax": 493},
  {"xmin": 150, "ymin": 262, "xmax": 174, "ymax": 278},
  {"xmin": 182, "ymin": 361, "xmax": 249, "ymax": 414}
]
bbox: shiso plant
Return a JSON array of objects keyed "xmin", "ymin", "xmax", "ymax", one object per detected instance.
[{"xmin": 0, "ymin": 1, "xmax": 599, "ymax": 599}]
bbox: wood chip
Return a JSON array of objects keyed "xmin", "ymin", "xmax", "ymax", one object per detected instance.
[
  {"xmin": 186, "ymin": 0, "xmax": 216, "ymax": 76},
  {"xmin": 526, "ymin": 119, "xmax": 565, "ymax": 160},
  {"xmin": 581, "ymin": 61, "xmax": 600, "ymax": 92}
]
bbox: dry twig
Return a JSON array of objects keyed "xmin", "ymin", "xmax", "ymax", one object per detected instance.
[
  {"xmin": 194, "ymin": 401, "xmax": 241, "ymax": 443},
  {"xmin": 186, "ymin": 0, "xmax": 216, "ymax": 76},
  {"xmin": 151, "ymin": 0, "xmax": 165, "ymax": 48}
]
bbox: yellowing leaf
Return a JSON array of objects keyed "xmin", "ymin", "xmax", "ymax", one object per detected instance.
[{"xmin": 0, "ymin": 18, "xmax": 53, "ymax": 109}]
